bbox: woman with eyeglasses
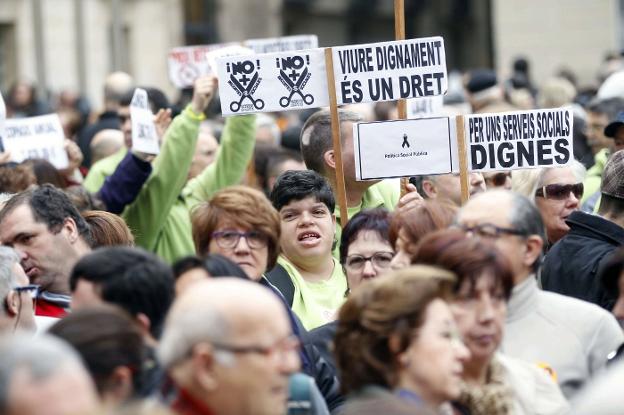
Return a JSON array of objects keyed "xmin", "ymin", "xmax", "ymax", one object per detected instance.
[
  {"xmin": 412, "ymin": 229, "xmax": 569, "ymax": 414},
  {"xmin": 512, "ymin": 162, "xmax": 586, "ymax": 245},
  {"xmin": 305, "ymin": 208, "xmax": 394, "ymax": 371},
  {"xmin": 191, "ymin": 185, "xmax": 344, "ymax": 412},
  {"xmin": 334, "ymin": 265, "xmax": 470, "ymax": 414}
]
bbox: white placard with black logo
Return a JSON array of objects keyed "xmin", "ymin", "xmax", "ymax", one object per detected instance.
[
  {"xmin": 465, "ymin": 108, "xmax": 573, "ymax": 172},
  {"xmin": 332, "ymin": 36, "xmax": 448, "ymax": 105},
  {"xmin": 130, "ymin": 88, "xmax": 160, "ymax": 155},
  {"xmin": 167, "ymin": 43, "xmax": 239, "ymax": 88},
  {"xmin": 353, "ymin": 117, "xmax": 457, "ymax": 180},
  {"xmin": 3, "ymin": 114, "xmax": 69, "ymax": 168},
  {"xmin": 244, "ymin": 34, "xmax": 318, "ymax": 54},
  {"xmin": 217, "ymin": 48, "xmax": 329, "ymax": 116}
]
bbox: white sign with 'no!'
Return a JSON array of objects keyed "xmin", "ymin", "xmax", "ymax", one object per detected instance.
[{"xmin": 217, "ymin": 49, "xmax": 329, "ymax": 116}]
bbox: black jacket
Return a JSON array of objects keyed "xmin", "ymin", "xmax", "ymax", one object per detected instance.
[
  {"xmin": 305, "ymin": 321, "xmax": 338, "ymax": 374},
  {"xmin": 259, "ymin": 278, "xmax": 344, "ymax": 412},
  {"xmin": 541, "ymin": 211, "xmax": 624, "ymax": 309}
]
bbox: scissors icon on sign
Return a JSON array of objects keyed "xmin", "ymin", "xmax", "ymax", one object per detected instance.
[
  {"xmin": 229, "ymin": 72, "xmax": 265, "ymax": 113},
  {"xmin": 279, "ymin": 67, "xmax": 314, "ymax": 108}
]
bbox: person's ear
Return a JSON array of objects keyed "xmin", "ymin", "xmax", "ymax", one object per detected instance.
[
  {"xmin": 192, "ymin": 342, "xmax": 220, "ymax": 391},
  {"xmin": 135, "ymin": 313, "xmax": 152, "ymax": 337},
  {"xmin": 422, "ymin": 179, "xmax": 437, "ymax": 198},
  {"xmin": 5, "ymin": 291, "xmax": 19, "ymax": 317},
  {"xmin": 105, "ymin": 366, "xmax": 133, "ymax": 404},
  {"xmin": 62, "ymin": 218, "xmax": 79, "ymax": 243},
  {"xmin": 323, "ymin": 150, "xmax": 335, "ymax": 171},
  {"xmin": 523, "ymin": 235, "xmax": 543, "ymax": 269}
]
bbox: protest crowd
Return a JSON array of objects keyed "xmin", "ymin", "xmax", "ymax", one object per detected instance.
[{"xmin": 4, "ymin": 16, "xmax": 624, "ymax": 415}]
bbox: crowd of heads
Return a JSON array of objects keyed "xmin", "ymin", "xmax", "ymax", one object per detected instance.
[{"xmin": 2, "ymin": 40, "xmax": 624, "ymax": 415}]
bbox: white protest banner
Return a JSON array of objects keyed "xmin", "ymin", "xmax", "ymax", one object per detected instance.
[
  {"xmin": 353, "ymin": 117, "xmax": 457, "ymax": 180},
  {"xmin": 244, "ymin": 34, "xmax": 318, "ymax": 54},
  {"xmin": 4, "ymin": 114, "xmax": 69, "ymax": 168},
  {"xmin": 466, "ymin": 108, "xmax": 573, "ymax": 172},
  {"xmin": 130, "ymin": 88, "xmax": 160, "ymax": 155},
  {"xmin": 332, "ymin": 36, "xmax": 447, "ymax": 105},
  {"xmin": 217, "ymin": 49, "xmax": 329, "ymax": 116},
  {"xmin": 168, "ymin": 43, "xmax": 239, "ymax": 88},
  {"xmin": 406, "ymin": 95, "xmax": 444, "ymax": 119}
]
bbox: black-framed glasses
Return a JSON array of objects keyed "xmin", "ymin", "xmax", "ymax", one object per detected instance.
[
  {"xmin": 485, "ymin": 172, "xmax": 511, "ymax": 187},
  {"xmin": 345, "ymin": 252, "xmax": 395, "ymax": 271},
  {"xmin": 210, "ymin": 230, "xmax": 268, "ymax": 249},
  {"xmin": 14, "ymin": 284, "xmax": 39, "ymax": 300},
  {"xmin": 12, "ymin": 284, "xmax": 38, "ymax": 332},
  {"xmin": 211, "ymin": 335, "xmax": 300, "ymax": 361},
  {"xmin": 535, "ymin": 183, "xmax": 583, "ymax": 200},
  {"xmin": 459, "ymin": 223, "xmax": 528, "ymax": 239}
]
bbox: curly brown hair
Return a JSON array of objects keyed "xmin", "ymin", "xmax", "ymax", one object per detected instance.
[
  {"xmin": 191, "ymin": 185, "xmax": 281, "ymax": 270},
  {"xmin": 334, "ymin": 265, "xmax": 456, "ymax": 395}
]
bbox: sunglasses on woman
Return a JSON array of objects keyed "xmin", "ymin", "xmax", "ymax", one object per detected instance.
[{"xmin": 535, "ymin": 183, "xmax": 583, "ymax": 200}]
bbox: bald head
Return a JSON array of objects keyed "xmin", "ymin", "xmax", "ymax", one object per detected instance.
[
  {"xmin": 458, "ymin": 189, "xmax": 546, "ymax": 283},
  {"xmin": 90, "ymin": 129, "xmax": 124, "ymax": 164},
  {"xmin": 158, "ymin": 279, "xmax": 289, "ymax": 369},
  {"xmin": 104, "ymin": 72, "xmax": 133, "ymax": 109}
]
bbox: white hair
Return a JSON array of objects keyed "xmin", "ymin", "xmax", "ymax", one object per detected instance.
[
  {"xmin": 511, "ymin": 159, "xmax": 586, "ymax": 202},
  {"xmin": 0, "ymin": 247, "xmax": 20, "ymax": 317}
]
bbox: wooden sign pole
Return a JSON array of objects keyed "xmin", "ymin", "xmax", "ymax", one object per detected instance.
[
  {"xmin": 394, "ymin": 0, "xmax": 409, "ymax": 197},
  {"xmin": 456, "ymin": 114, "xmax": 470, "ymax": 204},
  {"xmin": 324, "ymin": 48, "xmax": 350, "ymax": 224}
]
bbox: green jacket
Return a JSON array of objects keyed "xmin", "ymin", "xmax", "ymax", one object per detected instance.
[
  {"xmin": 582, "ymin": 148, "xmax": 609, "ymax": 203},
  {"xmin": 83, "ymin": 147, "xmax": 128, "ymax": 193},
  {"xmin": 332, "ymin": 180, "xmax": 400, "ymax": 258},
  {"xmin": 122, "ymin": 107, "xmax": 256, "ymax": 263}
]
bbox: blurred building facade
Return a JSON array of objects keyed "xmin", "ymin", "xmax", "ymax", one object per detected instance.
[{"xmin": 0, "ymin": 0, "xmax": 621, "ymax": 110}]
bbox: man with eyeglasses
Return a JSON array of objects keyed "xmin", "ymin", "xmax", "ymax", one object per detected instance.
[
  {"xmin": 0, "ymin": 246, "xmax": 36, "ymax": 333},
  {"xmin": 542, "ymin": 150, "xmax": 624, "ymax": 310},
  {"xmin": 458, "ymin": 189, "xmax": 623, "ymax": 399},
  {"xmin": 159, "ymin": 278, "xmax": 300, "ymax": 415}
]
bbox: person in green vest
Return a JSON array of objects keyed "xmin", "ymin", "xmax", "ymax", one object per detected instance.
[
  {"xmin": 299, "ymin": 109, "xmax": 422, "ymax": 257},
  {"xmin": 268, "ymin": 170, "xmax": 347, "ymax": 330},
  {"xmin": 120, "ymin": 76, "xmax": 256, "ymax": 263}
]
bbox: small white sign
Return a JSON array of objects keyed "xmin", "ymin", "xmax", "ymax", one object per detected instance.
[
  {"xmin": 130, "ymin": 88, "xmax": 160, "ymax": 155},
  {"xmin": 244, "ymin": 34, "xmax": 318, "ymax": 54},
  {"xmin": 465, "ymin": 108, "xmax": 573, "ymax": 172},
  {"xmin": 332, "ymin": 36, "xmax": 447, "ymax": 105},
  {"xmin": 217, "ymin": 49, "xmax": 329, "ymax": 116},
  {"xmin": 3, "ymin": 114, "xmax": 69, "ymax": 168},
  {"xmin": 167, "ymin": 43, "xmax": 239, "ymax": 88},
  {"xmin": 354, "ymin": 117, "xmax": 454, "ymax": 180},
  {"xmin": 406, "ymin": 95, "xmax": 444, "ymax": 119}
]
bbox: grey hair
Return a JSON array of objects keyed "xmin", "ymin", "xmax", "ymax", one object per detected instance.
[
  {"xmin": 0, "ymin": 247, "xmax": 20, "ymax": 317},
  {"xmin": 300, "ymin": 109, "xmax": 363, "ymax": 175},
  {"xmin": 508, "ymin": 192, "xmax": 547, "ymax": 272},
  {"xmin": 511, "ymin": 160, "xmax": 586, "ymax": 203},
  {"xmin": 158, "ymin": 303, "xmax": 231, "ymax": 369},
  {"xmin": 255, "ymin": 114, "xmax": 282, "ymax": 146},
  {"xmin": 0, "ymin": 193, "xmax": 14, "ymax": 208},
  {"xmin": 0, "ymin": 334, "xmax": 86, "ymax": 412}
]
